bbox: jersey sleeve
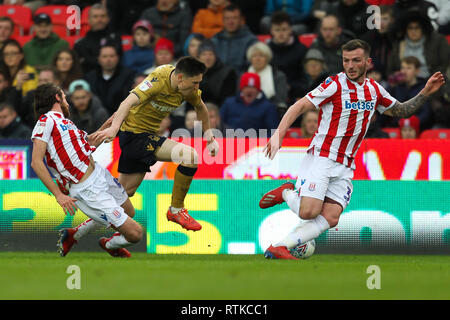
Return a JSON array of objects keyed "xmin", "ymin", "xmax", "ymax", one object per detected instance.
[
  {"xmin": 31, "ymin": 115, "xmax": 55, "ymax": 143},
  {"xmin": 375, "ymin": 83, "xmax": 398, "ymax": 114},
  {"xmin": 185, "ymin": 89, "xmax": 202, "ymax": 108},
  {"xmin": 305, "ymin": 77, "xmax": 338, "ymax": 109},
  {"xmin": 130, "ymin": 72, "xmax": 163, "ymax": 102}
]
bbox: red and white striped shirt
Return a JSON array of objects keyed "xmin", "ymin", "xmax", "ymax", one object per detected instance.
[
  {"xmin": 31, "ymin": 111, "xmax": 96, "ymax": 186},
  {"xmin": 306, "ymin": 72, "xmax": 397, "ymax": 169}
]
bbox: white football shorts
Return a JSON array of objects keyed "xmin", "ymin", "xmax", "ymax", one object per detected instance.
[
  {"xmin": 295, "ymin": 152, "xmax": 354, "ymax": 210},
  {"xmin": 69, "ymin": 163, "xmax": 129, "ymax": 228}
]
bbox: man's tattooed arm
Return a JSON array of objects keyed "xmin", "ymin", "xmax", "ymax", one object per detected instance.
[{"xmin": 384, "ymin": 94, "xmax": 429, "ymax": 118}]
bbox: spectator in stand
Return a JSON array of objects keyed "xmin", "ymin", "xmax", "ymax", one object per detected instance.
[
  {"xmin": 428, "ymin": 0, "xmax": 450, "ymax": 34},
  {"xmin": 0, "ymin": 39, "xmax": 38, "ymax": 97},
  {"xmin": 211, "ymin": 4, "xmax": 258, "ymax": 73},
  {"xmin": 0, "ymin": 102, "xmax": 31, "ymax": 139},
  {"xmin": 192, "ymin": 0, "xmax": 229, "ymax": 38},
  {"xmin": 84, "ymin": 45, "xmax": 135, "ymax": 116},
  {"xmin": 246, "ymin": 41, "xmax": 289, "ymax": 117},
  {"xmin": 309, "ymin": 14, "xmax": 354, "ymax": 75},
  {"xmin": 399, "ymin": 115, "xmax": 421, "ymax": 139},
  {"xmin": 122, "ymin": 20, "xmax": 156, "ymax": 74},
  {"xmin": 260, "ymin": 0, "xmax": 314, "ymax": 35},
  {"xmin": 19, "ymin": 66, "xmax": 60, "ymax": 128},
  {"xmin": 393, "ymin": 0, "xmax": 439, "ymax": 31},
  {"xmin": 183, "ymin": 33, "xmax": 205, "ymax": 57},
  {"xmin": 198, "ymin": 39, "xmax": 237, "ymax": 107},
  {"xmin": 299, "ymin": 109, "xmax": 318, "ymax": 139},
  {"xmin": 23, "ymin": 13, "xmax": 69, "ymax": 67},
  {"xmin": 229, "ymin": 0, "xmax": 265, "ymax": 35},
  {"xmin": 0, "ymin": 69, "xmax": 21, "ymax": 113},
  {"xmin": 365, "ymin": 112, "xmax": 390, "ymax": 138},
  {"xmin": 159, "ymin": 115, "xmax": 171, "ymax": 137},
  {"xmin": 327, "ymin": 0, "xmax": 368, "ymax": 38},
  {"xmin": 140, "ymin": 0, "xmax": 192, "ymax": 57},
  {"xmin": 206, "ymin": 102, "xmax": 227, "ymax": 135},
  {"xmin": 0, "ymin": 17, "xmax": 14, "ymax": 50},
  {"xmin": 132, "ymin": 73, "xmax": 147, "ymax": 89},
  {"xmin": 292, "ymin": 48, "xmax": 329, "ymax": 101},
  {"xmin": 267, "ymin": 11, "xmax": 308, "ymax": 102},
  {"xmin": 68, "ymin": 79, "xmax": 109, "ymax": 134},
  {"xmin": 106, "ymin": 0, "xmax": 154, "ymax": 36},
  {"xmin": 52, "ymin": 48, "xmax": 83, "ymax": 92},
  {"xmin": 382, "ymin": 56, "xmax": 432, "ymax": 129},
  {"xmin": 386, "ymin": 11, "xmax": 449, "ymax": 80},
  {"xmin": 74, "ymin": 4, "xmax": 122, "ymax": 74},
  {"xmin": 220, "ymin": 72, "xmax": 279, "ymax": 133},
  {"xmin": 430, "ymin": 87, "xmax": 450, "ymax": 129},
  {"xmin": 143, "ymin": 38, "xmax": 176, "ymax": 75},
  {"xmin": 361, "ymin": 5, "xmax": 395, "ymax": 79}
]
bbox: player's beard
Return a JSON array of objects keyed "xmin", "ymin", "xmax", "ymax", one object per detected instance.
[
  {"xmin": 346, "ymin": 66, "xmax": 367, "ymax": 82},
  {"xmin": 61, "ymin": 100, "xmax": 70, "ymax": 118}
]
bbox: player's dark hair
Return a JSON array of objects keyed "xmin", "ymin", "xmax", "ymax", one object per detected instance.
[
  {"xmin": 175, "ymin": 56, "xmax": 206, "ymax": 77},
  {"xmin": 342, "ymin": 39, "xmax": 371, "ymax": 57},
  {"xmin": 270, "ymin": 11, "xmax": 292, "ymax": 26},
  {"xmin": 34, "ymin": 83, "xmax": 63, "ymax": 119}
]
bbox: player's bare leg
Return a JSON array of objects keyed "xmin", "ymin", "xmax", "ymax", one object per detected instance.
[
  {"xmin": 118, "ymin": 172, "xmax": 146, "ymax": 198},
  {"xmin": 155, "ymin": 139, "xmax": 202, "ymax": 231},
  {"xmin": 58, "ymin": 198, "xmax": 138, "ymax": 257}
]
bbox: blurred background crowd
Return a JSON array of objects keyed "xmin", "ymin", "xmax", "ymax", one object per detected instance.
[{"xmin": 0, "ymin": 0, "xmax": 449, "ymax": 141}]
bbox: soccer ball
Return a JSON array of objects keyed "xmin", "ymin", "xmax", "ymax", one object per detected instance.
[{"xmin": 289, "ymin": 240, "xmax": 316, "ymax": 259}]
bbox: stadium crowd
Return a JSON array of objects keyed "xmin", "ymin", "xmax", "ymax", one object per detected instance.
[{"xmin": 0, "ymin": 0, "xmax": 449, "ymax": 140}]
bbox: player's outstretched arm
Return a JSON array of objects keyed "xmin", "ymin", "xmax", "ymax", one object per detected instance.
[
  {"xmin": 90, "ymin": 93, "xmax": 140, "ymax": 143},
  {"xmin": 384, "ymin": 72, "xmax": 446, "ymax": 118},
  {"xmin": 31, "ymin": 139, "xmax": 78, "ymax": 216},
  {"xmin": 87, "ymin": 113, "xmax": 115, "ymax": 147},
  {"xmin": 264, "ymin": 97, "xmax": 315, "ymax": 159}
]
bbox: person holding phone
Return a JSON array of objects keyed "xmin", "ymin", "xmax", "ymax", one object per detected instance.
[{"xmin": 0, "ymin": 39, "xmax": 38, "ymax": 97}]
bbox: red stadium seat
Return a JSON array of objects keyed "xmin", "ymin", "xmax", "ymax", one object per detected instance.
[
  {"xmin": 419, "ymin": 129, "xmax": 450, "ymax": 139},
  {"xmin": 257, "ymin": 34, "xmax": 271, "ymax": 43},
  {"xmin": 298, "ymin": 34, "xmax": 317, "ymax": 48},
  {"xmin": 285, "ymin": 128, "xmax": 303, "ymax": 139},
  {"xmin": 382, "ymin": 127, "xmax": 400, "ymax": 139},
  {"xmin": 81, "ymin": 6, "xmax": 90, "ymax": 25},
  {"xmin": 447, "ymin": 35, "xmax": 450, "ymax": 45},
  {"xmin": 121, "ymin": 35, "xmax": 133, "ymax": 51},
  {"xmin": 35, "ymin": 5, "xmax": 70, "ymax": 25},
  {"xmin": 0, "ymin": 5, "xmax": 32, "ymax": 36},
  {"xmin": 10, "ymin": 34, "xmax": 33, "ymax": 47}
]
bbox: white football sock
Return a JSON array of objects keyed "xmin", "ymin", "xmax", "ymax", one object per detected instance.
[
  {"xmin": 105, "ymin": 233, "xmax": 133, "ymax": 249},
  {"xmin": 275, "ymin": 215, "xmax": 330, "ymax": 249},
  {"xmin": 170, "ymin": 207, "xmax": 182, "ymax": 214},
  {"xmin": 282, "ymin": 189, "xmax": 301, "ymax": 214},
  {"xmin": 73, "ymin": 218, "xmax": 102, "ymax": 241}
]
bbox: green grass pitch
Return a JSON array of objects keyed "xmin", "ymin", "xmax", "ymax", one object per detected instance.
[{"xmin": 0, "ymin": 252, "xmax": 449, "ymax": 300}]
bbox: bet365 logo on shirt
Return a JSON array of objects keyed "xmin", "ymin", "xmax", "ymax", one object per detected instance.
[{"xmin": 345, "ymin": 100, "xmax": 375, "ymax": 111}]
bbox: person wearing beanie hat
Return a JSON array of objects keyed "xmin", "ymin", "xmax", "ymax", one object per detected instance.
[
  {"xmin": 144, "ymin": 38, "xmax": 176, "ymax": 75},
  {"xmin": 220, "ymin": 72, "xmax": 279, "ymax": 133},
  {"xmin": 399, "ymin": 115, "xmax": 420, "ymax": 139},
  {"xmin": 183, "ymin": 33, "xmax": 205, "ymax": 57},
  {"xmin": 198, "ymin": 39, "xmax": 237, "ymax": 106},
  {"xmin": 69, "ymin": 78, "xmax": 109, "ymax": 135},
  {"xmin": 123, "ymin": 20, "xmax": 155, "ymax": 74}
]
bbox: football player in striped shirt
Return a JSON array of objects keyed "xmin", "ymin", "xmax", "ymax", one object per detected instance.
[{"xmin": 260, "ymin": 39, "xmax": 445, "ymax": 259}]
